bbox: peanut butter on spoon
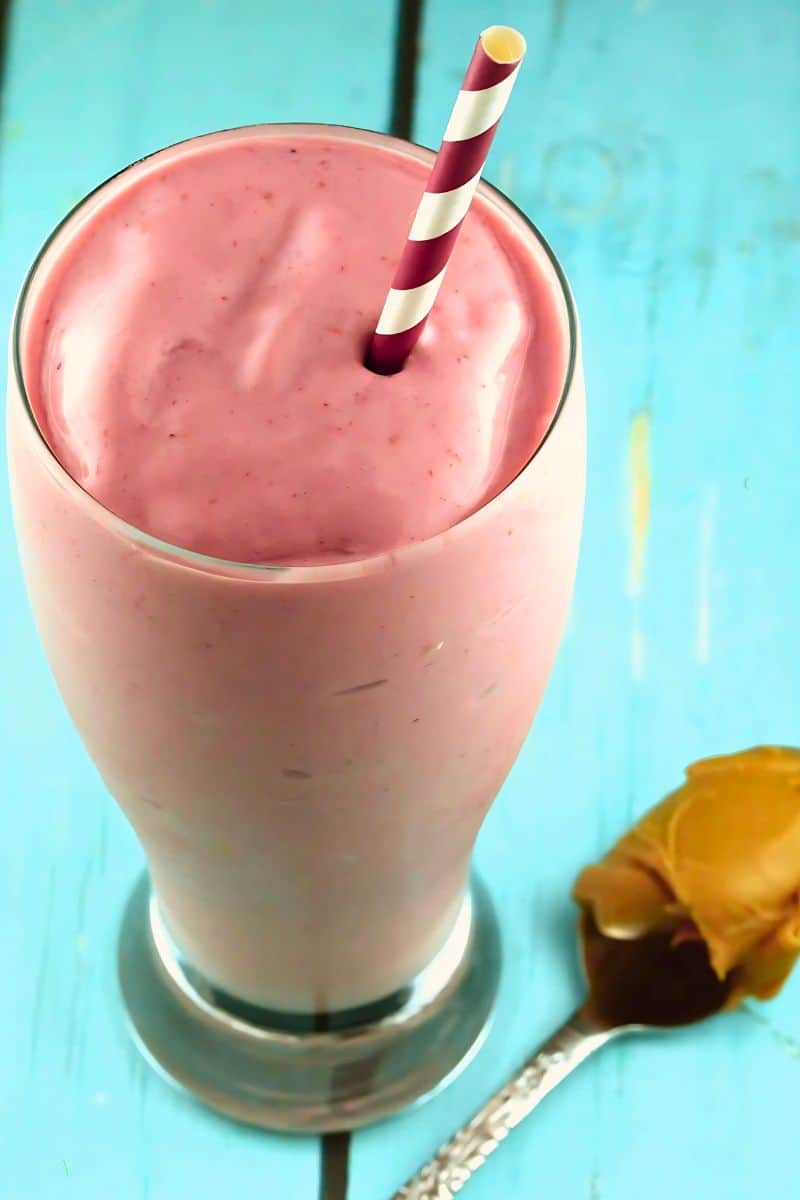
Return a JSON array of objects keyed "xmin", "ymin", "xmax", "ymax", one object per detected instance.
[
  {"xmin": 574, "ymin": 746, "xmax": 800, "ymax": 1007},
  {"xmin": 394, "ymin": 747, "xmax": 800, "ymax": 1199}
]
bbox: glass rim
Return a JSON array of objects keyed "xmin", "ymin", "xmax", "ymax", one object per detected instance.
[{"xmin": 11, "ymin": 121, "xmax": 579, "ymax": 582}]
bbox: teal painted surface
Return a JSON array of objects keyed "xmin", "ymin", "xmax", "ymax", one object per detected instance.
[{"xmin": 2, "ymin": 1, "xmax": 800, "ymax": 1197}]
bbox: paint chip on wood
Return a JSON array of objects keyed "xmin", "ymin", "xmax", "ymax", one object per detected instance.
[{"xmin": 627, "ymin": 409, "xmax": 651, "ymax": 598}]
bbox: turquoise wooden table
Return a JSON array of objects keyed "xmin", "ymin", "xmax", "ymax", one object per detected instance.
[{"xmin": 2, "ymin": 1, "xmax": 799, "ymax": 1196}]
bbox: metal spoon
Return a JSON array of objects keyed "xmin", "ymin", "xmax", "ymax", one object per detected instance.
[{"xmin": 393, "ymin": 912, "xmax": 732, "ymax": 1199}]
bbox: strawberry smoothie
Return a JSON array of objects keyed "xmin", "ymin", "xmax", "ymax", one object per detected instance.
[{"xmin": 9, "ymin": 126, "xmax": 584, "ymax": 1012}]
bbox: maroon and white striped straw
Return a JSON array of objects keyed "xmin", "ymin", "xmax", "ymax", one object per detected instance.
[{"xmin": 366, "ymin": 25, "xmax": 526, "ymax": 376}]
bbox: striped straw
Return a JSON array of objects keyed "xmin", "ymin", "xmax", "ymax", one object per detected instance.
[{"xmin": 366, "ymin": 25, "xmax": 526, "ymax": 376}]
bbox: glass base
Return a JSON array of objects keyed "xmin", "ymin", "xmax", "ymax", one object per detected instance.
[{"xmin": 117, "ymin": 873, "xmax": 501, "ymax": 1132}]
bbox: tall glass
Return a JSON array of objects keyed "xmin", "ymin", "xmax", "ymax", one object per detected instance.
[{"xmin": 7, "ymin": 125, "xmax": 585, "ymax": 1130}]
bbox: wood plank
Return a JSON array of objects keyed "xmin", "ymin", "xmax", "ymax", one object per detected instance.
[
  {"xmin": 351, "ymin": 1, "xmax": 800, "ymax": 1197},
  {"xmin": 0, "ymin": 2, "xmax": 392, "ymax": 1196}
]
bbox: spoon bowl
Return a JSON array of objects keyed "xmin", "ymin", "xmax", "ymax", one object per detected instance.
[{"xmin": 580, "ymin": 911, "xmax": 733, "ymax": 1031}]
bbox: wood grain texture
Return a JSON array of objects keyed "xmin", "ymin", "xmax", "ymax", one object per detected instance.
[
  {"xmin": 352, "ymin": 1, "xmax": 800, "ymax": 1197},
  {"xmin": 2, "ymin": 1, "xmax": 799, "ymax": 1199}
]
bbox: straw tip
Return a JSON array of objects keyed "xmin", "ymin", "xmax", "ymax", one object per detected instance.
[{"xmin": 480, "ymin": 25, "xmax": 527, "ymax": 65}]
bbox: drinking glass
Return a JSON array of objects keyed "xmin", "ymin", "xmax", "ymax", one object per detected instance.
[{"xmin": 7, "ymin": 125, "xmax": 585, "ymax": 1130}]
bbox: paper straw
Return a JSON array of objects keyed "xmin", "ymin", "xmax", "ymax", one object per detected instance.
[{"xmin": 366, "ymin": 25, "xmax": 526, "ymax": 376}]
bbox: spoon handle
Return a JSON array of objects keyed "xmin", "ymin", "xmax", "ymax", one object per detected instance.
[{"xmin": 392, "ymin": 1011, "xmax": 614, "ymax": 1199}]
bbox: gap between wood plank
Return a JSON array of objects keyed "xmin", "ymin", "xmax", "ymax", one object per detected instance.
[
  {"xmin": 0, "ymin": 0, "xmax": 12, "ymax": 119},
  {"xmin": 319, "ymin": 1131, "xmax": 352, "ymax": 1200},
  {"xmin": 315, "ymin": 1003, "xmax": 352, "ymax": 1200},
  {"xmin": 389, "ymin": 0, "xmax": 424, "ymax": 141}
]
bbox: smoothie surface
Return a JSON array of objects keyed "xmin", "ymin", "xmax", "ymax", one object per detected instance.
[{"xmin": 25, "ymin": 129, "xmax": 568, "ymax": 564}]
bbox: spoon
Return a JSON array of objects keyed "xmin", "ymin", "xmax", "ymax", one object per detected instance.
[{"xmin": 392, "ymin": 912, "xmax": 732, "ymax": 1199}]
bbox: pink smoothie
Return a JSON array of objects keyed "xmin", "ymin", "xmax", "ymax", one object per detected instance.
[
  {"xmin": 10, "ymin": 126, "xmax": 585, "ymax": 1011},
  {"xmin": 25, "ymin": 130, "xmax": 565, "ymax": 564}
]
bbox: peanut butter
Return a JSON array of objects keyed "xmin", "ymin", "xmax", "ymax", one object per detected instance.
[{"xmin": 574, "ymin": 747, "xmax": 800, "ymax": 1006}]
